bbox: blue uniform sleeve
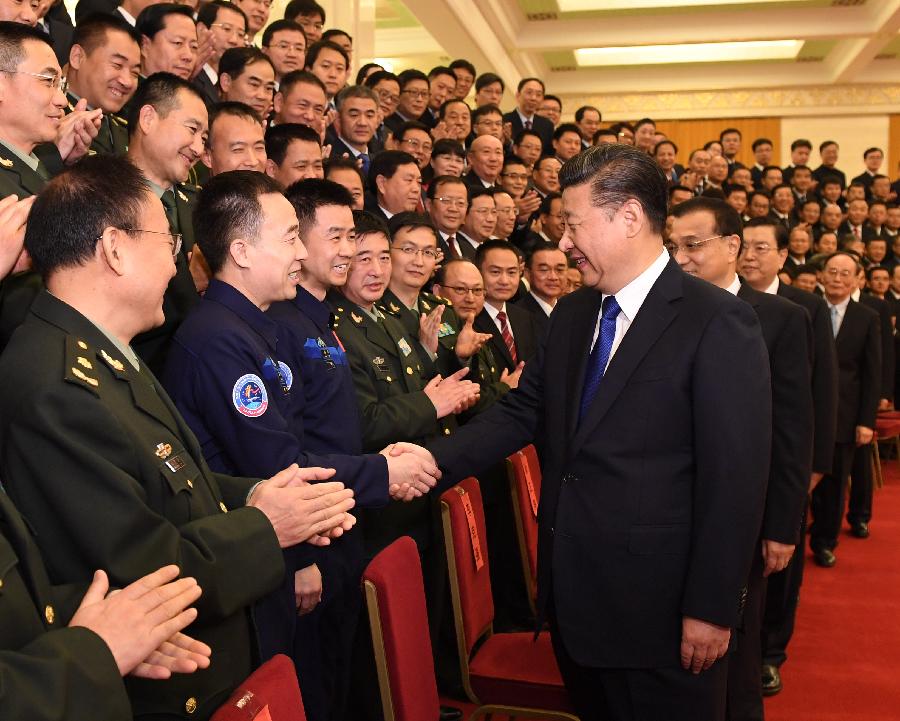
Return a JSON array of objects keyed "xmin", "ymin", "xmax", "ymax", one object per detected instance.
[{"xmin": 164, "ymin": 333, "xmax": 389, "ymax": 508}]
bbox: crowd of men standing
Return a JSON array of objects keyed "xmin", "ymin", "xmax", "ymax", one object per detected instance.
[{"xmin": 0, "ymin": 1, "xmax": 896, "ymax": 720}]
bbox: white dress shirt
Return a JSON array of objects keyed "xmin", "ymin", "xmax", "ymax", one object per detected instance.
[{"xmin": 485, "ymin": 301, "xmax": 514, "ymax": 339}]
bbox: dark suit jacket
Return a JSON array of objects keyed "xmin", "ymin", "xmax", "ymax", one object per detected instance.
[
  {"xmin": 454, "ymin": 231, "xmax": 479, "ymax": 261},
  {"xmin": 813, "ymin": 164, "xmax": 846, "ymax": 189},
  {"xmin": 74, "ymin": 0, "xmax": 120, "ymax": 23},
  {"xmin": 463, "ymin": 169, "xmax": 494, "ymax": 190},
  {"xmin": 191, "ymin": 69, "xmax": 220, "ymax": 110},
  {"xmin": 428, "ymin": 258, "xmax": 771, "ymax": 668},
  {"xmin": 41, "ymin": 9, "xmax": 74, "ymax": 68},
  {"xmin": 475, "ymin": 302, "xmax": 539, "ymax": 372},
  {"xmin": 859, "ymin": 293, "xmax": 894, "ymax": 401},
  {"xmin": 0, "ymin": 490, "xmax": 132, "ymax": 721},
  {"xmin": 502, "ymin": 110, "xmax": 554, "ymax": 155},
  {"xmin": 776, "ymin": 282, "xmax": 839, "ymax": 475},
  {"xmin": 514, "ymin": 291, "xmax": 551, "ymax": 337},
  {"xmin": 738, "ymin": 284, "xmax": 813, "ymax": 544},
  {"xmin": 833, "ymin": 299, "xmax": 881, "ymax": 443}
]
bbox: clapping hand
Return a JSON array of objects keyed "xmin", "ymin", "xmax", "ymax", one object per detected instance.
[
  {"xmin": 56, "ymin": 98, "xmax": 102, "ymax": 165},
  {"xmin": 419, "ymin": 304, "xmax": 444, "ymax": 356}
]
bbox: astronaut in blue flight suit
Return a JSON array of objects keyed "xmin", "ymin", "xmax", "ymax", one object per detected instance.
[{"xmin": 162, "ymin": 172, "xmax": 439, "ymax": 721}]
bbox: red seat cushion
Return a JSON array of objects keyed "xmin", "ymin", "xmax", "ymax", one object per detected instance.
[
  {"xmin": 875, "ymin": 418, "xmax": 900, "ymax": 437},
  {"xmin": 211, "ymin": 655, "xmax": 305, "ymax": 721},
  {"xmin": 469, "ymin": 632, "xmax": 575, "ymax": 713}
]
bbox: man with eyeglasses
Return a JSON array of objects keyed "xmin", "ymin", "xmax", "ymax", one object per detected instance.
[
  {"xmin": 420, "ymin": 65, "xmax": 456, "ymax": 130},
  {"xmin": 465, "ymin": 133, "xmax": 504, "ymax": 189},
  {"xmin": 392, "ymin": 120, "xmax": 432, "ymax": 172},
  {"xmin": 385, "ymin": 67, "xmax": 428, "ymax": 135},
  {"xmin": 470, "ymin": 103, "xmax": 504, "ymax": 142},
  {"xmin": 454, "ymin": 186, "xmax": 496, "ymax": 262},
  {"xmin": 0, "ymin": 23, "xmax": 101, "ymax": 350},
  {"xmin": 273, "ymin": 70, "xmax": 328, "ymax": 139},
  {"xmin": 363, "ymin": 69, "xmax": 399, "ymax": 154},
  {"xmin": 531, "ymin": 155, "xmax": 562, "ymax": 198},
  {"xmin": 232, "ymin": 0, "xmax": 270, "ymax": 38},
  {"xmin": 425, "ymin": 174, "xmax": 468, "ymax": 260},
  {"xmin": 63, "ymin": 14, "xmax": 141, "ymax": 158},
  {"xmin": 670, "ymin": 198, "xmax": 813, "ymax": 721},
  {"xmin": 738, "ymin": 217, "xmax": 839, "ymax": 697},
  {"xmin": 500, "ymin": 155, "xmax": 540, "ymax": 225},
  {"xmin": 261, "ymin": 19, "xmax": 306, "ymax": 89},
  {"xmin": 503, "ymin": 77, "xmax": 553, "ymax": 155},
  {"xmin": 194, "ymin": 0, "xmax": 248, "ymax": 108},
  {"xmin": 126, "ymin": 72, "xmax": 208, "ymax": 374},
  {"xmin": 284, "ymin": 0, "xmax": 325, "ymax": 44}
]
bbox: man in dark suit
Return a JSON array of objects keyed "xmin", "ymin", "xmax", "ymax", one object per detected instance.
[
  {"xmin": 671, "ymin": 198, "xmax": 813, "ymax": 721},
  {"xmin": 425, "ymin": 175, "xmax": 469, "ymax": 262},
  {"xmin": 502, "ymin": 77, "xmax": 554, "ymax": 155},
  {"xmin": 38, "ymin": 0, "xmax": 74, "ymax": 67},
  {"xmin": 516, "ymin": 241, "xmax": 567, "ymax": 335},
  {"xmin": 194, "ymin": 1, "xmax": 249, "ymax": 109},
  {"xmin": 393, "ymin": 144, "xmax": 771, "ymax": 721},
  {"xmin": 738, "ymin": 217, "xmax": 839, "ymax": 696},
  {"xmin": 363, "ymin": 149, "xmax": 421, "ymax": 224},
  {"xmin": 473, "ymin": 240, "xmax": 539, "ymax": 373},
  {"xmin": 809, "ymin": 252, "xmax": 881, "ymax": 568}
]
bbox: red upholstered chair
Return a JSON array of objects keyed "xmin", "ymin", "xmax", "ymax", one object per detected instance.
[
  {"xmin": 362, "ymin": 536, "xmax": 441, "ymax": 721},
  {"xmin": 210, "ymin": 654, "xmax": 306, "ymax": 721},
  {"xmin": 440, "ymin": 477, "xmax": 579, "ymax": 721},
  {"xmin": 506, "ymin": 445, "xmax": 542, "ymax": 614},
  {"xmin": 873, "ymin": 411, "xmax": 900, "ymax": 488}
]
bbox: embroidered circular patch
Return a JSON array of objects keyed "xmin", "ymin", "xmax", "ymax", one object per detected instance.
[
  {"xmin": 277, "ymin": 361, "xmax": 293, "ymax": 390},
  {"xmin": 232, "ymin": 374, "xmax": 268, "ymax": 417}
]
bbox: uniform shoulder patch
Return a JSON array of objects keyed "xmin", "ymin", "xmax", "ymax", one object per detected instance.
[
  {"xmin": 232, "ymin": 374, "xmax": 268, "ymax": 417},
  {"xmin": 63, "ymin": 336, "xmax": 100, "ymax": 394}
]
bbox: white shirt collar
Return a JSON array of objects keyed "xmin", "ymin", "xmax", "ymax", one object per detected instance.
[
  {"xmin": 202, "ymin": 63, "xmax": 218, "ymax": 85},
  {"xmin": 603, "ymin": 248, "xmax": 669, "ymax": 324},
  {"xmin": 378, "ymin": 205, "xmax": 394, "ymax": 220},
  {"xmin": 530, "ymin": 290, "xmax": 555, "ymax": 315},
  {"xmin": 484, "ymin": 301, "xmax": 508, "ymax": 323},
  {"xmin": 828, "ymin": 296, "xmax": 851, "ymax": 315},
  {"xmin": 764, "ymin": 276, "xmax": 780, "ymax": 295},
  {"xmin": 851, "ymin": 287, "xmax": 861, "ymax": 302},
  {"xmin": 339, "ymin": 138, "xmax": 368, "ymax": 158},
  {"xmin": 118, "ymin": 7, "xmax": 136, "ymax": 25},
  {"xmin": 723, "ymin": 273, "xmax": 742, "ymax": 296},
  {"xmin": 517, "ymin": 109, "xmax": 534, "ymax": 125}
]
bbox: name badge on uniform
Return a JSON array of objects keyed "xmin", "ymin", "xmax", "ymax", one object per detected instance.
[{"xmin": 397, "ymin": 338, "xmax": 413, "ymax": 357}]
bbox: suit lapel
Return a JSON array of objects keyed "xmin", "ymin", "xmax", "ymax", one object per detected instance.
[
  {"xmin": 570, "ymin": 262, "xmax": 683, "ymax": 456},
  {"xmin": 564, "ymin": 289, "xmax": 602, "ymax": 439},
  {"xmin": 476, "ymin": 309, "xmax": 512, "ymax": 368}
]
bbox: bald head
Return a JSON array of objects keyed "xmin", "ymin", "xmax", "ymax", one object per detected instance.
[{"xmin": 467, "ymin": 134, "xmax": 504, "ymax": 184}]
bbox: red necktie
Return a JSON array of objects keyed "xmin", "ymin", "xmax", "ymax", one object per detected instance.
[
  {"xmin": 497, "ymin": 310, "xmax": 518, "ymax": 363},
  {"xmin": 446, "ymin": 235, "xmax": 459, "ymax": 259}
]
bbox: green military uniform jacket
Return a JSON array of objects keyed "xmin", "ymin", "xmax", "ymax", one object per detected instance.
[
  {"xmin": 133, "ymin": 183, "xmax": 201, "ymax": 376},
  {"xmin": 0, "ymin": 490, "xmax": 132, "ymax": 721},
  {"xmin": 0, "ymin": 292, "xmax": 284, "ymax": 720},
  {"xmin": 330, "ymin": 292, "xmax": 452, "ymax": 553}
]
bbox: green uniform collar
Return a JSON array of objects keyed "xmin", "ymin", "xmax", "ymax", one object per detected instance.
[{"xmin": 0, "ymin": 139, "xmax": 40, "ymax": 172}]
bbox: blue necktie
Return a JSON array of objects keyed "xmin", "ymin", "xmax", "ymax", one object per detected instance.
[
  {"xmin": 359, "ymin": 153, "xmax": 370, "ymax": 177},
  {"xmin": 578, "ymin": 295, "xmax": 621, "ymax": 423}
]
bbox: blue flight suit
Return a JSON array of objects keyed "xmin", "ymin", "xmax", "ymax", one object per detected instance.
[{"xmin": 163, "ymin": 279, "xmax": 388, "ymax": 721}]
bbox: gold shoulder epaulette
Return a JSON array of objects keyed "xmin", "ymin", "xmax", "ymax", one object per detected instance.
[{"xmin": 63, "ymin": 336, "xmax": 100, "ymax": 394}]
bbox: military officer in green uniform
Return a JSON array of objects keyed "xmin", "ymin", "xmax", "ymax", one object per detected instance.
[
  {"xmin": 63, "ymin": 14, "xmax": 142, "ymax": 158},
  {"xmin": 126, "ymin": 72, "xmax": 210, "ymax": 374},
  {"xmin": 0, "ymin": 156, "xmax": 357, "ymax": 720}
]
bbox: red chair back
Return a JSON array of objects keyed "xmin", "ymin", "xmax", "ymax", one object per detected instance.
[
  {"xmin": 211, "ymin": 655, "xmax": 305, "ymax": 721},
  {"xmin": 362, "ymin": 537, "xmax": 440, "ymax": 721},
  {"xmin": 506, "ymin": 445, "xmax": 541, "ymax": 605},
  {"xmin": 440, "ymin": 477, "xmax": 493, "ymax": 657}
]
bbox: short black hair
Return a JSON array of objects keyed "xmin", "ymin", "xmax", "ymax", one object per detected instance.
[
  {"xmin": 364, "ymin": 69, "xmax": 399, "ymax": 89},
  {"xmin": 194, "ymin": 170, "xmax": 282, "ymax": 274},
  {"xmin": 719, "ymin": 127, "xmax": 742, "ymax": 141},
  {"xmin": 353, "ymin": 209, "xmax": 389, "ymax": 240},
  {"xmin": 724, "ymin": 184, "xmax": 747, "ymax": 199},
  {"xmin": 558, "ymin": 143, "xmax": 667, "ymax": 235},
  {"xmin": 751, "ymin": 137, "xmax": 773, "ymax": 151},
  {"xmin": 474, "ymin": 238, "xmax": 518, "ymax": 270},
  {"xmin": 305, "ymin": 39, "xmax": 349, "ymax": 70},
  {"xmin": 449, "ymin": 59, "xmax": 476, "ymax": 76},
  {"xmin": 633, "ymin": 118, "xmax": 655, "ymax": 133},
  {"xmin": 526, "ymin": 240, "xmax": 565, "ymax": 268},
  {"xmin": 553, "ymin": 123, "xmax": 581, "ymax": 142},
  {"xmin": 368, "ymin": 150, "xmax": 418, "ymax": 194},
  {"xmin": 126, "ymin": 72, "xmax": 205, "ymax": 137},
  {"xmin": 261, "ymin": 19, "xmax": 305, "ymax": 47},
  {"xmin": 668, "ymin": 185, "xmax": 692, "ymax": 200},
  {"xmin": 431, "ymin": 138, "xmax": 466, "ymax": 160},
  {"xmin": 197, "ymin": 1, "xmax": 247, "ymax": 33},
  {"xmin": 322, "ymin": 28, "xmax": 352, "ymax": 45},
  {"xmin": 284, "ymin": 178, "xmax": 354, "ymax": 236},
  {"xmin": 396, "ymin": 67, "xmax": 427, "ymax": 90},
  {"xmin": 25, "ymin": 156, "xmax": 150, "ymax": 279},
  {"xmin": 866, "ymin": 264, "xmax": 888, "ymax": 281},
  {"xmin": 388, "ymin": 212, "xmax": 437, "ymax": 242},
  {"xmin": 279, "ymin": 69, "xmax": 326, "ymax": 98},
  {"xmin": 791, "ymin": 164, "xmax": 811, "ymax": 175},
  {"xmin": 136, "ymin": 3, "xmax": 194, "ymax": 40},
  {"xmin": 265, "ymin": 122, "xmax": 320, "ymax": 166},
  {"xmin": 428, "ymin": 65, "xmax": 456, "ymax": 83},
  {"xmin": 539, "ymin": 191, "xmax": 561, "ymax": 215},
  {"xmin": 72, "ymin": 13, "xmax": 141, "ymax": 53},
  {"xmin": 502, "ymin": 154, "xmax": 527, "ymax": 170},
  {"xmin": 864, "ymin": 146, "xmax": 883, "ymax": 159},
  {"xmin": 513, "ymin": 128, "xmax": 543, "ymax": 146},
  {"xmin": 325, "ymin": 156, "xmax": 365, "ymax": 186},
  {"xmin": 472, "ymin": 103, "xmax": 502, "ymax": 124},
  {"xmin": 426, "ymin": 174, "xmax": 468, "ymax": 201},
  {"xmin": 0, "ymin": 20, "xmax": 54, "ymax": 72},
  {"xmin": 575, "ymin": 105, "xmax": 601, "ymax": 123},
  {"xmin": 334, "ymin": 83, "xmax": 378, "ymax": 110},
  {"xmin": 354, "ymin": 62, "xmax": 383, "ymax": 85},
  {"xmin": 438, "ymin": 98, "xmax": 469, "ymax": 120},
  {"xmin": 819, "ymin": 140, "xmax": 838, "ymax": 153},
  {"xmin": 744, "ymin": 216, "xmax": 788, "ymax": 250},
  {"xmin": 517, "ymin": 77, "xmax": 544, "ymax": 94},
  {"xmin": 654, "ymin": 139, "xmax": 678, "ymax": 156},
  {"xmin": 475, "ymin": 72, "xmax": 504, "ymax": 93},
  {"xmin": 820, "ymin": 174, "xmax": 843, "ymax": 188},
  {"xmin": 219, "ymin": 46, "xmax": 274, "ymax": 83},
  {"xmin": 208, "ymin": 101, "xmax": 262, "ymax": 147},
  {"xmin": 671, "ymin": 196, "xmax": 743, "ymax": 240},
  {"xmin": 761, "ymin": 165, "xmax": 782, "ymax": 179},
  {"xmin": 543, "ymin": 94, "xmax": 562, "ymax": 110},
  {"xmin": 790, "ymin": 139, "xmax": 812, "ymax": 151},
  {"xmin": 393, "ymin": 119, "xmax": 430, "ymax": 144},
  {"xmin": 284, "ymin": 0, "xmax": 325, "ymax": 23}
]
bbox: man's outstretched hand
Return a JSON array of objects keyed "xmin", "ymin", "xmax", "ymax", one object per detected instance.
[{"xmin": 381, "ymin": 443, "xmax": 441, "ymax": 501}]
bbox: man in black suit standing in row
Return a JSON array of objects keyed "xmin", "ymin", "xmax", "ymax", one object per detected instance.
[
  {"xmin": 473, "ymin": 240, "xmax": 539, "ymax": 373},
  {"xmin": 670, "ymin": 198, "xmax": 814, "ymax": 721},
  {"xmin": 393, "ymin": 144, "xmax": 772, "ymax": 721},
  {"xmin": 502, "ymin": 77, "xmax": 554, "ymax": 155},
  {"xmin": 809, "ymin": 252, "xmax": 881, "ymax": 567},
  {"xmin": 516, "ymin": 241, "xmax": 568, "ymax": 335}
]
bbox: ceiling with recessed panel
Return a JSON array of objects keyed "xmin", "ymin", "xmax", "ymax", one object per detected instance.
[{"xmin": 371, "ymin": 0, "xmax": 900, "ymax": 112}]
